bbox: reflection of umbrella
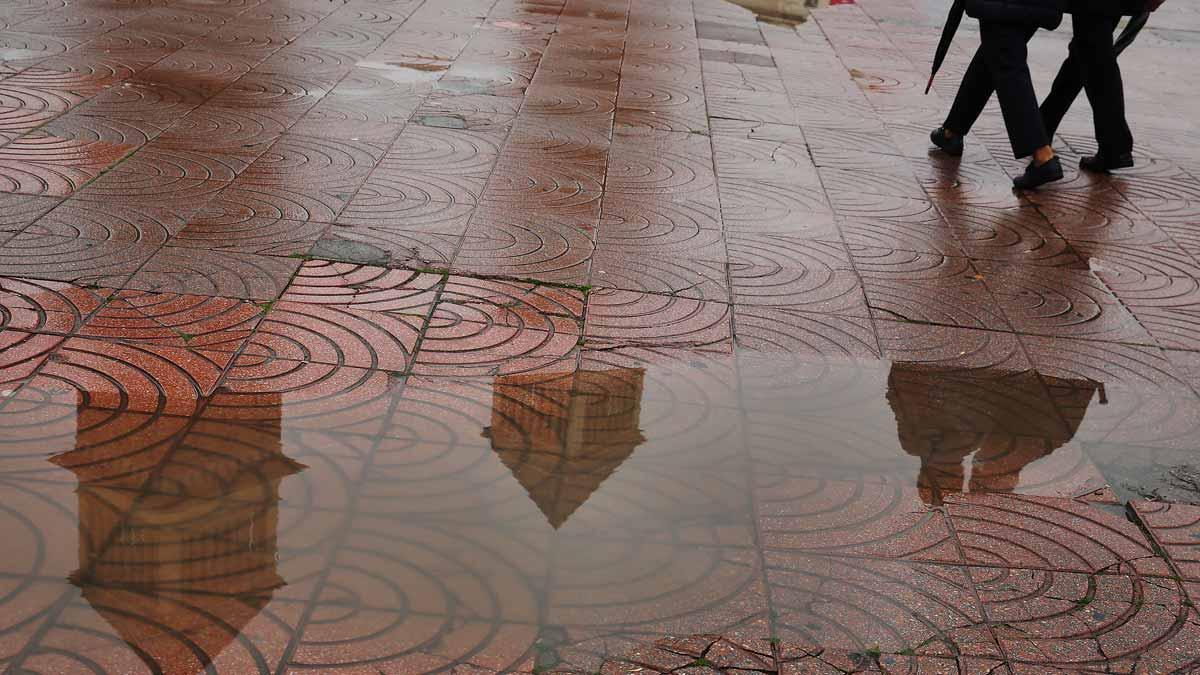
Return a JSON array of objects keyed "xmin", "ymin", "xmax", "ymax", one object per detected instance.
[
  {"xmin": 926, "ymin": 0, "xmax": 966, "ymax": 95},
  {"xmin": 1115, "ymin": 12, "xmax": 1150, "ymax": 55},
  {"xmin": 886, "ymin": 363, "xmax": 1100, "ymax": 504}
]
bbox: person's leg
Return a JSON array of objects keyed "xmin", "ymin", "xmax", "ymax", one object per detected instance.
[
  {"xmin": 1040, "ymin": 15, "xmax": 1088, "ymax": 141},
  {"xmin": 943, "ymin": 46, "xmax": 996, "ymax": 138},
  {"xmin": 979, "ymin": 20, "xmax": 1051, "ymax": 160},
  {"xmin": 1076, "ymin": 13, "xmax": 1134, "ymax": 158}
]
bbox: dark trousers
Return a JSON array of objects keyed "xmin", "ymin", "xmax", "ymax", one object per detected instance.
[
  {"xmin": 1041, "ymin": 13, "xmax": 1134, "ymax": 156},
  {"xmin": 943, "ymin": 21, "xmax": 1048, "ymax": 159}
]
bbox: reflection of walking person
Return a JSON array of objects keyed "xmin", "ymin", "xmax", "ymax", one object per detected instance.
[
  {"xmin": 931, "ymin": 0, "xmax": 1069, "ymax": 190},
  {"xmin": 885, "ymin": 364, "xmax": 1097, "ymax": 506}
]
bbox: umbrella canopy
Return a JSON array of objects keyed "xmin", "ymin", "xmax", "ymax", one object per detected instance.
[{"xmin": 927, "ymin": 0, "xmax": 967, "ymax": 95}]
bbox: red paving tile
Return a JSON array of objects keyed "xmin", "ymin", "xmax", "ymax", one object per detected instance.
[{"xmin": 2, "ymin": 0, "xmax": 1200, "ymax": 671}]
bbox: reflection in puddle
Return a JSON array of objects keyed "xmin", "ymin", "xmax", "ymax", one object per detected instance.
[
  {"xmin": 720, "ymin": 0, "xmax": 848, "ymax": 26},
  {"xmin": 486, "ymin": 370, "xmax": 646, "ymax": 528},
  {"xmin": 0, "ymin": 357, "xmax": 1135, "ymax": 671},
  {"xmin": 47, "ymin": 395, "xmax": 303, "ymax": 672},
  {"xmin": 886, "ymin": 364, "xmax": 1099, "ymax": 505},
  {"xmin": 353, "ymin": 60, "xmax": 448, "ymax": 84}
]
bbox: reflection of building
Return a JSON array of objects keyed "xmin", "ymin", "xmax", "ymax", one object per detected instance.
[
  {"xmin": 50, "ymin": 395, "xmax": 303, "ymax": 674},
  {"xmin": 485, "ymin": 369, "xmax": 647, "ymax": 529},
  {"xmin": 886, "ymin": 364, "xmax": 1097, "ymax": 505}
]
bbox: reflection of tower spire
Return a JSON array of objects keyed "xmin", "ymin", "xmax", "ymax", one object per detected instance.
[
  {"xmin": 486, "ymin": 369, "xmax": 647, "ymax": 529},
  {"xmin": 49, "ymin": 397, "xmax": 303, "ymax": 673}
]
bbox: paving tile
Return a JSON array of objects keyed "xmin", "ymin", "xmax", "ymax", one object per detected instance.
[
  {"xmin": 13, "ymin": 337, "xmax": 231, "ymax": 416},
  {"xmin": 249, "ymin": 301, "xmax": 424, "ymax": 372},
  {"xmin": 828, "ymin": 191, "xmax": 939, "ymax": 224},
  {"xmin": 172, "ymin": 214, "xmax": 329, "ymax": 257},
  {"xmin": 365, "ymin": 124, "xmax": 505, "ymax": 206},
  {"xmin": 979, "ymin": 263, "xmax": 1156, "ymax": 344},
  {"xmin": 0, "ymin": 232, "xmax": 158, "ymax": 286},
  {"xmin": 413, "ymin": 313, "xmax": 580, "ymax": 377},
  {"xmin": 732, "ymin": 257, "xmax": 868, "ymax": 314},
  {"xmin": 114, "ymin": 143, "xmax": 261, "ymax": 183},
  {"xmin": 734, "ymin": 307, "xmax": 880, "ymax": 359},
  {"xmin": 64, "ymin": 170, "xmax": 230, "ymax": 223},
  {"xmin": 0, "ymin": 276, "xmax": 107, "ymax": 334},
  {"xmin": 0, "ymin": 193, "xmax": 62, "ymax": 233},
  {"xmin": 592, "ymin": 252, "xmax": 730, "ymax": 302},
  {"xmin": 859, "ymin": 254, "xmax": 1008, "ymax": 330},
  {"xmin": 1029, "ymin": 187, "xmax": 1170, "ymax": 246},
  {"xmin": 338, "ymin": 184, "xmax": 478, "ymax": 230},
  {"xmin": 973, "ymin": 565, "xmax": 1200, "ymax": 672},
  {"xmin": 586, "ymin": 289, "xmax": 732, "ymax": 350},
  {"xmin": 945, "ymin": 493, "xmax": 1169, "ymax": 576},
  {"xmin": 765, "ymin": 553, "xmax": 998, "ymax": 658},
  {"xmin": 124, "ymin": 247, "xmax": 301, "ymax": 301},
  {"xmin": 436, "ymin": 275, "xmax": 584, "ymax": 329},
  {"xmin": 26, "ymin": 196, "xmax": 185, "ymax": 245},
  {"xmin": 1129, "ymin": 501, "xmax": 1200, "ymax": 581},
  {"xmin": 940, "ymin": 203, "xmax": 1085, "ymax": 268},
  {"xmin": 313, "ymin": 225, "xmax": 462, "ymax": 269},
  {"xmin": 599, "ymin": 193, "xmax": 723, "ymax": 232},
  {"xmin": 80, "ymin": 289, "xmax": 263, "ymax": 353},
  {"xmin": 454, "ymin": 204, "xmax": 597, "ymax": 285},
  {"xmin": 841, "ymin": 216, "xmax": 963, "ymax": 257},
  {"xmin": 755, "ymin": 476, "xmax": 961, "ymax": 562},
  {"xmin": 605, "ymin": 128, "xmax": 719, "ymax": 206},
  {"xmin": 279, "ymin": 260, "xmax": 443, "ymax": 313},
  {"xmin": 153, "ymin": 104, "xmax": 288, "ymax": 157},
  {"xmin": 207, "ymin": 354, "xmax": 402, "ymax": 433},
  {"xmin": 0, "ymin": 328, "xmax": 63, "ymax": 388},
  {"xmin": 1021, "ymin": 335, "xmax": 1200, "ymax": 448}
]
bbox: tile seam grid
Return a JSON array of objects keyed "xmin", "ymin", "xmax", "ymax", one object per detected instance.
[
  {"xmin": 701, "ymin": 0, "xmax": 809, "ymax": 645},
  {"xmin": 10, "ymin": 0, "xmax": 438, "ymax": 237},
  {"xmin": 257, "ymin": 5, "xmax": 501, "ymax": 669},
  {"xmin": 0, "ymin": 0, "xmax": 296, "ymax": 198},
  {"xmin": 0, "ymin": 368, "xmax": 220, "ymax": 670},
  {"xmin": 11, "ymin": 267, "xmax": 1200, "ymax": 354},
  {"xmin": 388, "ymin": 5, "xmax": 563, "ymax": 370}
]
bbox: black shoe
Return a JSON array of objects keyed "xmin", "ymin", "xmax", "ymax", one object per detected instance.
[
  {"xmin": 930, "ymin": 127, "xmax": 964, "ymax": 157},
  {"xmin": 1012, "ymin": 156, "xmax": 1064, "ymax": 191},
  {"xmin": 1079, "ymin": 152, "xmax": 1134, "ymax": 174}
]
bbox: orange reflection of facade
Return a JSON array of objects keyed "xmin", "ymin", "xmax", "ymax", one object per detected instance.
[
  {"xmin": 485, "ymin": 369, "xmax": 647, "ymax": 529},
  {"xmin": 50, "ymin": 393, "xmax": 303, "ymax": 674},
  {"xmin": 887, "ymin": 364, "xmax": 1096, "ymax": 505}
]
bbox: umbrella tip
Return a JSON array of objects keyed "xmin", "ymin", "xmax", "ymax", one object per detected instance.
[{"xmin": 924, "ymin": 75, "xmax": 934, "ymax": 95}]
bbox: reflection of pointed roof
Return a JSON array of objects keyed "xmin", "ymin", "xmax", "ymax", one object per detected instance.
[
  {"xmin": 487, "ymin": 369, "xmax": 647, "ymax": 529},
  {"xmin": 75, "ymin": 583, "xmax": 273, "ymax": 674}
]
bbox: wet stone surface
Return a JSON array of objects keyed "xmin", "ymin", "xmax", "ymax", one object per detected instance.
[{"xmin": 2, "ymin": 0, "xmax": 1200, "ymax": 672}]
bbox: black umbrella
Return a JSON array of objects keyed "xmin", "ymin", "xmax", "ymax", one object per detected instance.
[
  {"xmin": 926, "ymin": 0, "xmax": 966, "ymax": 95},
  {"xmin": 1115, "ymin": 11, "xmax": 1151, "ymax": 55}
]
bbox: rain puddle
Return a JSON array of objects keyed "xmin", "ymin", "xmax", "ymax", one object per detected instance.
[
  {"xmin": 354, "ymin": 59, "xmax": 450, "ymax": 84},
  {"xmin": 2, "ymin": 350, "xmax": 1184, "ymax": 670}
]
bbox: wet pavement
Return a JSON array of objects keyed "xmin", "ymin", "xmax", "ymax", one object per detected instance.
[{"xmin": 2, "ymin": 0, "xmax": 1200, "ymax": 672}]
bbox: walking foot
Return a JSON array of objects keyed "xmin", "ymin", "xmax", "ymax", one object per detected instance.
[
  {"xmin": 1013, "ymin": 156, "xmax": 1064, "ymax": 191},
  {"xmin": 930, "ymin": 127, "xmax": 964, "ymax": 157},
  {"xmin": 1080, "ymin": 152, "xmax": 1134, "ymax": 174}
]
